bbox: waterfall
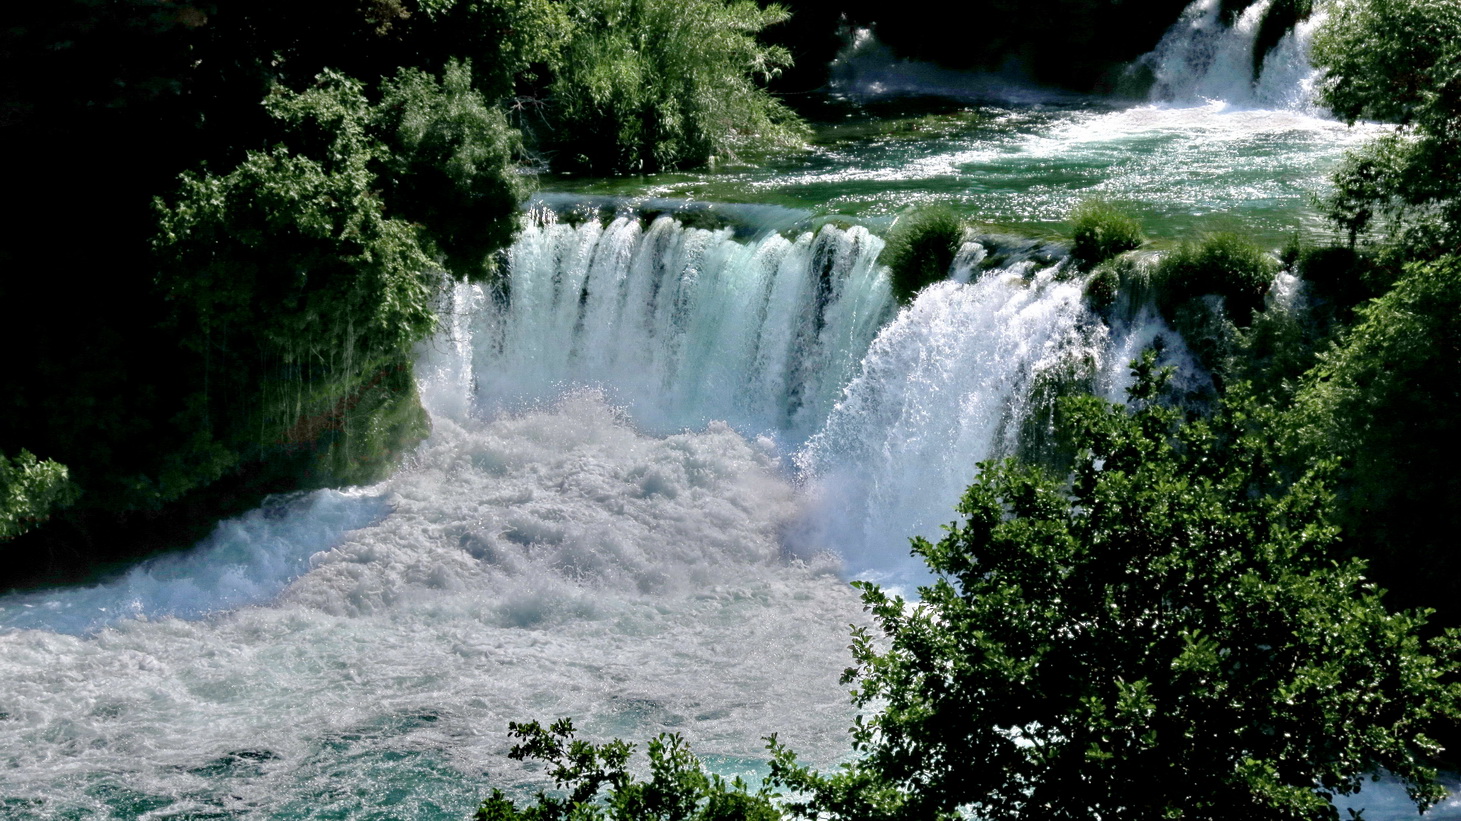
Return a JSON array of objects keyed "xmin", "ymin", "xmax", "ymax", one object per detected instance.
[
  {"xmin": 1145, "ymin": 0, "xmax": 1325, "ymax": 111},
  {"xmin": 420, "ymin": 215, "xmax": 1199, "ymax": 587},
  {"xmin": 420, "ymin": 212, "xmax": 895, "ymax": 444}
]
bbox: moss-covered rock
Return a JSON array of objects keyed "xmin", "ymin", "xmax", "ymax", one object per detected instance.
[{"xmin": 1154, "ymin": 233, "xmax": 1280, "ymax": 325}]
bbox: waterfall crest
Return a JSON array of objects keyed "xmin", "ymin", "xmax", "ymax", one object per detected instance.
[{"xmin": 421, "ymin": 212, "xmax": 895, "ymax": 443}]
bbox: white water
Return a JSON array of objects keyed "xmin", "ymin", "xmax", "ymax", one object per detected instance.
[
  {"xmin": 435, "ymin": 213, "xmax": 893, "ymax": 443},
  {"xmin": 0, "ymin": 395, "xmax": 863, "ymax": 819},
  {"xmin": 1146, "ymin": 0, "xmax": 1325, "ymax": 111}
]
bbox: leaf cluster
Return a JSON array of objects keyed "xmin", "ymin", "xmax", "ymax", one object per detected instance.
[
  {"xmin": 770, "ymin": 353, "xmax": 1461, "ymax": 821},
  {"xmin": 1311, "ymin": 0, "xmax": 1461, "ymax": 256},
  {"xmin": 1284, "ymin": 254, "xmax": 1461, "ymax": 621},
  {"xmin": 542, "ymin": 0, "xmax": 806, "ymax": 172},
  {"xmin": 476, "ymin": 719, "xmax": 781, "ymax": 821},
  {"xmin": 0, "ymin": 451, "xmax": 80, "ymax": 542}
]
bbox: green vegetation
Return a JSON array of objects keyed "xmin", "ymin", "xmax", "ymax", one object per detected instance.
[
  {"xmin": 879, "ymin": 206, "xmax": 965, "ymax": 302},
  {"xmin": 475, "ymin": 719, "xmax": 781, "ymax": 821},
  {"xmin": 1285, "ymin": 255, "xmax": 1461, "ymax": 621},
  {"xmin": 1312, "ymin": 0, "xmax": 1461, "ymax": 259},
  {"xmin": 543, "ymin": 0, "xmax": 806, "ymax": 172},
  {"xmin": 1069, "ymin": 199, "xmax": 1143, "ymax": 270},
  {"xmin": 1154, "ymin": 233, "xmax": 1280, "ymax": 325},
  {"xmin": 1, "ymin": 452, "xmax": 80, "ymax": 541},
  {"xmin": 765, "ymin": 355, "xmax": 1459, "ymax": 820}
]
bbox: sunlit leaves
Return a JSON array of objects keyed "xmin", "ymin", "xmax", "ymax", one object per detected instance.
[{"xmin": 770, "ymin": 353, "xmax": 1461, "ymax": 821}]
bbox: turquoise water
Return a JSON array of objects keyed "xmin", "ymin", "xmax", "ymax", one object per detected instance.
[{"xmin": 548, "ymin": 96, "xmax": 1376, "ymax": 248}]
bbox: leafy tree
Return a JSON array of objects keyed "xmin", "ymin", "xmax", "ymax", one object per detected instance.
[
  {"xmin": 768, "ymin": 353, "xmax": 1461, "ymax": 821},
  {"xmin": 1285, "ymin": 254, "xmax": 1461, "ymax": 623},
  {"xmin": 1311, "ymin": 0, "xmax": 1461, "ymax": 257},
  {"xmin": 476, "ymin": 719, "xmax": 781, "ymax": 821},
  {"xmin": 376, "ymin": 60, "xmax": 528, "ymax": 277},
  {"xmin": 542, "ymin": 0, "xmax": 806, "ymax": 172},
  {"xmin": 152, "ymin": 70, "xmax": 443, "ymax": 492},
  {"xmin": 0, "ymin": 452, "xmax": 80, "ymax": 542}
]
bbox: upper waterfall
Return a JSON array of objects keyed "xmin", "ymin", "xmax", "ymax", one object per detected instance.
[{"xmin": 1144, "ymin": 0, "xmax": 1326, "ymax": 111}]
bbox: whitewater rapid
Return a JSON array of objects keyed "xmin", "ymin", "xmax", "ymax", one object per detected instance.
[{"xmin": 0, "ymin": 393, "xmax": 864, "ymax": 818}]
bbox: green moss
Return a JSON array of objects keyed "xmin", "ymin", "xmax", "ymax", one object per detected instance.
[
  {"xmin": 1069, "ymin": 199, "xmax": 1144, "ymax": 270},
  {"xmin": 306, "ymin": 360, "xmax": 431, "ymax": 487},
  {"xmin": 880, "ymin": 205, "xmax": 966, "ymax": 302}
]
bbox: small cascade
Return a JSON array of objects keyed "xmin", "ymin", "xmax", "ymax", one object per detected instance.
[
  {"xmin": 1145, "ymin": 0, "xmax": 1324, "ymax": 110},
  {"xmin": 793, "ymin": 264, "xmax": 1102, "ymax": 584},
  {"xmin": 422, "ymin": 212, "xmax": 896, "ymax": 444},
  {"xmin": 418, "ymin": 213, "xmax": 1203, "ymax": 585}
]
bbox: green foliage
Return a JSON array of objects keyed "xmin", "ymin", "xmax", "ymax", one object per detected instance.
[
  {"xmin": 543, "ymin": 0, "xmax": 806, "ymax": 172},
  {"xmin": 376, "ymin": 60, "xmax": 527, "ymax": 277},
  {"xmin": 1311, "ymin": 0, "xmax": 1461, "ymax": 256},
  {"xmin": 1069, "ymin": 199, "xmax": 1143, "ymax": 270},
  {"xmin": 768, "ymin": 353, "xmax": 1461, "ymax": 821},
  {"xmin": 152, "ymin": 70, "xmax": 446, "ymax": 498},
  {"xmin": 0, "ymin": 451, "xmax": 80, "ymax": 541},
  {"xmin": 476, "ymin": 719, "xmax": 781, "ymax": 821},
  {"xmin": 413, "ymin": 0, "xmax": 574, "ymax": 98},
  {"xmin": 1312, "ymin": 0, "xmax": 1461, "ymax": 131},
  {"xmin": 1286, "ymin": 255, "xmax": 1461, "ymax": 621},
  {"xmin": 1154, "ymin": 233, "xmax": 1280, "ymax": 324},
  {"xmin": 878, "ymin": 206, "xmax": 965, "ymax": 302}
]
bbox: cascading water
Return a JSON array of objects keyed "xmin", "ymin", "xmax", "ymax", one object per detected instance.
[
  {"xmin": 425, "ymin": 213, "xmax": 1199, "ymax": 588},
  {"xmin": 424, "ymin": 213, "xmax": 894, "ymax": 442},
  {"xmin": 1145, "ymin": 0, "xmax": 1326, "ymax": 111}
]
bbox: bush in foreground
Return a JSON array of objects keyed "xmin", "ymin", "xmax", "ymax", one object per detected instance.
[
  {"xmin": 767, "ymin": 353, "xmax": 1460, "ymax": 821},
  {"xmin": 476, "ymin": 719, "xmax": 780, "ymax": 821}
]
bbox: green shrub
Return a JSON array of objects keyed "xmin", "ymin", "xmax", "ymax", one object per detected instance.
[
  {"xmin": 1069, "ymin": 199, "xmax": 1143, "ymax": 269},
  {"xmin": 475, "ymin": 719, "xmax": 781, "ymax": 821},
  {"xmin": 1, "ymin": 451, "xmax": 80, "ymax": 541},
  {"xmin": 542, "ymin": 0, "xmax": 806, "ymax": 173},
  {"xmin": 1154, "ymin": 233, "xmax": 1279, "ymax": 324},
  {"xmin": 1287, "ymin": 254, "xmax": 1461, "ymax": 622},
  {"xmin": 769, "ymin": 353, "xmax": 1461, "ymax": 821},
  {"xmin": 375, "ymin": 60, "xmax": 527, "ymax": 279},
  {"xmin": 879, "ymin": 206, "xmax": 965, "ymax": 302},
  {"xmin": 1312, "ymin": 0, "xmax": 1461, "ymax": 258}
]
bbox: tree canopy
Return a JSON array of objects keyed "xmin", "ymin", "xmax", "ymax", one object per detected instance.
[{"xmin": 766, "ymin": 355, "xmax": 1461, "ymax": 821}]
